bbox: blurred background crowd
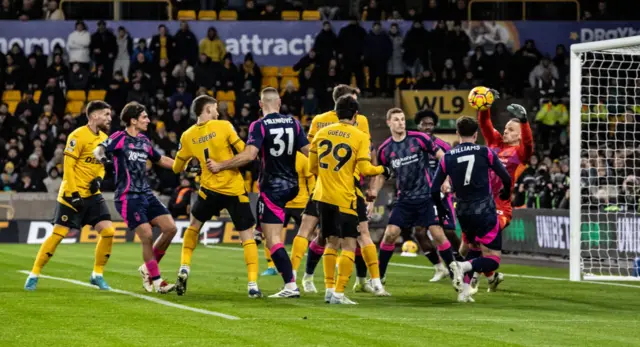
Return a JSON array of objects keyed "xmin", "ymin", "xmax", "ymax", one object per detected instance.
[{"xmin": 0, "ymin": 0, "xmax": 639, "ymax": 215}]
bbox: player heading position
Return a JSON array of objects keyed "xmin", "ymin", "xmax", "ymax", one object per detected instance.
[
  {"xmin": 309, "ymin": 95, "xmax": 390, "ymax": 304},
  {"xmin": 172, "ymin": 95, "xmax": 262, "ymax": 297},
  {"xmin": 415, "ymin": 109, "xmax": 462, "ymax": 281},
  {"xmin": 369, "ymin": 108, "xmax": 456, "ymax": 286},
  {"xmin": 208, "ymin": 87, "xmax": 309, "ymax": 298},
  {"xmin": 25, "ymin": 101, "xmax": 116, "ymax": 291},
  {"xmin": 431, "ymin": 116, "xmax": 512, "ymax": 302},
  {"xmin": 95, "ymin": 102, "xmax": 178, "ymax": 294}
]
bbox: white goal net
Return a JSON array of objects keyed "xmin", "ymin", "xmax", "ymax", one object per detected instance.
[{"xmin": 570, "ymin": 36, "xmax": 640, "ymax": 281}]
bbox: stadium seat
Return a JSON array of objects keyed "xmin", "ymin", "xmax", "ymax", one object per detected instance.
[
  {"xmin": 281, "ymin": 10, "xmax": 300, "ymax": 20},
  {"xmin": 198, "ymin": 10, "xmax": 217, "ymax": 20},
  {"xmin": 261, "ymin": 66, "xmax": 279, "ymax": 77},
  {"xmin": 280, "ymin": 77, "xmax": 299, "ymax": 90},
  {"xmin": 302, "ymin": 10, "xmax": 320, "ymax": 21},
  {"xmin": 66, "ymin": 90, "xmax": 86, "ymax": 102},
  {"xmin": 65, "ymin": 101, "xmax": 85, "ymax": 115},
  {"xmin": 87, "ymin": 90, "xmax": 106, "ymax": 101},
  {"xmin": 207, "ymin": 90, "xmax": 214, "ymax": 96},
  {"xmin": 33, "ymin": 90, "xmax": 41, "ymax": 103},
  {"xmin": 2, "ymin": 90, "xmax": 21, "ymax": 102},
  {"xmin": 216, "ymin": 90, "xmax": 236, "ymax": 102},
  {"xmin": 280, "ymin": 66, "xmax": 298, "ymax": 77},
  {"xmin": 177, "ymin": 10, "xmax": 197, "ymax": 20},
  {"xmin": 218, "ymin": 10, "xmax": 238, "ymax": 20},
  {"xmin": 226, "ymin": 102, "xmax": 235, "ymax": 116},
  {"xmin": 261, "ymin": 77, "xmax": 278, "ymax": 90},
  {"xmin": 6, "ymin": 101, "xmax": 18, "ymax": 115}
]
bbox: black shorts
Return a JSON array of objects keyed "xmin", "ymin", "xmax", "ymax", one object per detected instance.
[
  {"xmin": 53, "ymin": 194, "xmax": 111, "ymax": 230},
  {"xmin": 284, "ymin": 208, "xmax": 303, "ymax": 228},
  {"xmin": 318, "ymin": 202, "xmax": 359, "ymax": 239},
  {"xmin": 302, "ymin": 195, "xmax": 319, "ymax": 218},
  {"xmin": 356, "ymin": 195, "xmax": 367, "ymax": 223},
  {"xmin": 191, "ymin": 187, "xmax": 255, "ymax": 231}
]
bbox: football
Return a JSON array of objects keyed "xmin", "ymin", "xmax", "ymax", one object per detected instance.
[
  {"xmin": 401, "ymin": 240, "xmax": 418, "ymax": 257},
  {"xmin": 468, "ymin": 86, "xmax": 495, "ymax": 111}
]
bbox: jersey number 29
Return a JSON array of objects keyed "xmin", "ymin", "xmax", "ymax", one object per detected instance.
[
  {"xmin": 270, "ymin": 128, "xmax": 294, "ymax": 157},
  {"xmin": 318, "ymin": 140, "xmax": 352, "ymax": 171}
]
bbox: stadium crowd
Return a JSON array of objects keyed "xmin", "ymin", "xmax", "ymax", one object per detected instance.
[{"xmin": 1, "ymin": 3, "xmax": 639, "ymax": 213}]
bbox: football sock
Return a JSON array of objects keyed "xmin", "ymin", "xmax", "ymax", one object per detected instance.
[
  {"xmin": 305, "ymin": 240, "xmax": 324, "ymax": 275},
  {"xmin": 424, "ymin": 250, "xmax": 441, "ymax": 265},
  {"xmin": 336, "ymin": 250, "xmax": 355, "ymax": 294},
  {"xmin": 354, "ymin": 247, "xmax": 367, "ymax": 278},
  {"xmin": 30, "ymin": 225, "xmax": 68, "ymax": 276},
  {"xmin": 470, "ymin": 255, "xmax": 501, "ymax": 274},
  {"xmin": 290, "ymin": 235, "xmax": 309, "ymax": 272},
  {"xmin": 153, "ymin": 247, "xmax": 165, "ymax": 263},
  {"xmin": 264, "ymin": 243, "xmax": 275, "ymax": 268},
  {"xmin": 93, "ymin": 226, "xmax": 115, "ymax": 274},
  {"xmin": 323, "ymin": 247, "xmax": 338, "ymax": 289},
  {"xmin": 180, "ymin": 226, "xmax": 199, "ymax": 267},
  {"xmin": 242, "ymin": 239, "xmax": 259, "ymax": 283},
  {"xmin": 437, "ymin": 240, "xmax": 455, "ymax": 267},
  {"xmin": 361, "ymin": 244, "xmax": 380, "ymax": 279},
  {"xmin": 270, "ymin": 243, "xmax": 294, "ymax": 284},
  {"xmin": 466, "ymin": 247, "xmax": 482, "ymax": 261},
  {"xmin": 145, "ymin": 259, "xmax": 161, "ymax": 281},
  {"xmin": 378, "ymin": 241, "xmax": 395, "ymax": 279}
]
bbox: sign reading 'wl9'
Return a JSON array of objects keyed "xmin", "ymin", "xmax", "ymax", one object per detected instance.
[{"xmin": 401, "ymin": 90, "xmax": 476, "ymax": 129}]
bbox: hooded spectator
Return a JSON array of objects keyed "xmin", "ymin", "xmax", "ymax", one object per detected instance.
[
  {"xmin": 364, "ymin": 22, "xmax": 392, "ymax": 95},
  {"xmin": 240, "ymin": 53, "xmax": 262, "ymax": 92},
  {"xmin": 337, "ymin": 17, "xmax": 367, "ymax": 90},
  {"xmin": 448, "ymin": 21, "xmax": 471, "ymax": 65},
  {"xmin": 47, "ymin": 43, "xmax": 69, "ymax": 67},
  {"xmin": 67, "ymin": 20, "xmax": 91, "ymax": 65},
  {"xmin": 513, "ymin": 39, "xmax": 542, "ymax": 92},
  {"xmin": 25, "ymin": 54, "xmax": 45, "ymax": 90},
  {"xmin": 174, "ymin": 21, "xmax": 199, "ymax": 66},
  {"xmin": 9, "ymin": 43, "xmax": 26, "ymax": 68},
  {"xmin": 68, "ymin": 62, "xmax": 89, "ymax": 90},
  {"xmin": 114, "ymin": 26, "xmax": 133, "ymax": 78},
  {"xmin": 403, "ymin": 21, "xmax": 430, "ymax": 76},
  {"xmin": 200, "ymin": 27, "xmax": 226, "ymax": 65},
  {"xmin": 33, "ymin": 45, "xmax": 48, "ymax": 70},
  {"xmin": 387, "ymin": 24, "xmax": 404, "ymax": 83},
  {"xmin": 43, "ymin": 167, "xmax": 62, "ymax": 193},
  {"xmin": 170, "ymin": 82, "xmax": 193, "ymax": 110},
  {"xmin": 150, "ymin": 24, "xmax": 176, "ymax": 64},
  {"xmin": 47, "ymin": 53, "xmax": 68, "ymax": 82},
  {"xmin": 194, "ymin": 54, "xmax": 215, "ymax": 90},
  {"xmin": 4, "ymin": 54, "xmax": 22, "ymax": 89},
  {"xmin": 105, "ymin": 72, "xmax": 128, "ymax": 116},
  {"xmin": 423, "ymin": 0, "xmax": 441, "ymax": 20},
  {"xmin": 313, "ymin": 21, "xmax": 338, "ymax": 68},
  {"xmin": 45, "ymin": 0, "xmax": 64, "ymax": 20},
  {"xmin": 239, "ymin": 0, "xmax": 261, "ymax": 20},
  {"xmin": 553, "ymin": 44, "xmax": 569, "ymax": 80},
  {"xmin": 40, "ymin": 77, "xmax": 66, "ymax": 116},
  {"xmin": 90, "ymin": 64, "xmax": 110, "ymax": 90},
  {"xmin": 430, "ymin": 20, "xmax": 449, "ymax": 73},
  {"xmin": 90, "ymin": 20, "xmax": 117, "ymax": 74}
]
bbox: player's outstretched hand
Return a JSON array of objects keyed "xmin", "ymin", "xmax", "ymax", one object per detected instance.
[
  {"xmin": 382, "ymin": 166, "xmax": 394, "ymax": 180},
  {"xmin": 507, "ymin": 104, "xmax": 528, "ymax": 123},
  {"xmin": 206, "ymin": 159, "xmax": 221, "ymax": 173},
  {"xmin": 69, "ymin": 192, "xmax": 84, "ymax": 212},
  {"xmin": 89, "ymin": 177, "xmax": 103, "ymax": 194},
  {"xmin": 441, "ymin": 179, "xmax": 451, "ymax": 194},
  {"xmin": 489, "ymin": 88, "xmax": 500, "ymax": 100},
  {"xmin": 499, "ymin": 187, "xmax": 511, "ymax": 201}
]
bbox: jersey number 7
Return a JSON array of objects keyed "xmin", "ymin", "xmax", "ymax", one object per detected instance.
[
  {"xmin": 457, "ymin": 154, "xmax": 475, "ymax": 186},
  {"xmin": 318, "ymin": 139, "xmax": 352, "ymax": 171}
]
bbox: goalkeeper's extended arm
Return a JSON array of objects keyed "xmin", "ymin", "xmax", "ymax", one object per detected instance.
[{"xmin": 478, "ymin": 109, "xmax": 503, "ymax": 146}]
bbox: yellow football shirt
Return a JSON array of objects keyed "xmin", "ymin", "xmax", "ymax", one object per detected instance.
[
  {"xmin": 57, "ymin": 126, "xmax": 108, "ymax": 203},
  {"xmin": 307, "ymin": 110, "xmax": 370, "ymax": 143},
  {"xmin": 285, "ymin": 151, "xmax": 316, "ymax": 209},
  {"xmin": 309, "ymin": 123, "xmax": 383, "ymax": 215},
  {"xmin": 174, "ymin": 120, "xmax": 246, "ymax": 196}
]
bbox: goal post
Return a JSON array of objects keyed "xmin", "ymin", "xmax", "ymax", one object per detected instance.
[{"xmin": 570, "ymin": 36, "xmax": 640, "ymax": 282}]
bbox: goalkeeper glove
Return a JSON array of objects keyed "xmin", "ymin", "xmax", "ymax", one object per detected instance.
[
  {"xmin": 507, "ymin": 104, "xmax": 528, "ymax": 123},
  {"xmin": 382, "ymin": 166, "xmax": 394, "ymax": 180},
  {"xmin": 99, "ymin": 154, "xmax": 112, "ymax": 165},
  {"xmin": 89, "ymin": 177, "xmax": 103, "ymax": 194},
  {"xmin": 69, "ymin": 192, "xmax": 84, "ymax": 212},
  {"xmin": 187, "ymin": 165, "xmax": 202, "ymax": 175},
  {"xmin": 489, "ymin": 88, "xmax": 500, "ymax": 100},
  {"xmin": 499, "ymin": 187, "xmax": 511, "ymax": 201}
]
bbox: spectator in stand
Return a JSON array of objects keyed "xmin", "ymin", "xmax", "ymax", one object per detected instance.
[
  {"xmin": 4, "ymin": 54, "xmax": 22, "ymax": 90},
  {"xmin": 68, "ymin": 62, "xmax": 89, "ymax": 90},
  {"xmin": 362, "ymin": 0, "xmax": 382, "ymax": 20},
  {"xmin": 114, "ymin": 26, "xmax": 133, "ymax": 78},
  {"xmin": 43, "ymin": 167, "xmax": 61, "ymax": 193},
  {"xmin": 449, "ymin": 0, "xmax": 467, "ymax": 20},
  {"xmin": 168, "ymin": 176, "xmax": 194, "ymax": 218},
  {"xmin": 46, "ymin": 147, "xmax": 63, "ymax": 172},
  {"xmin": 239, "ymin": 0, "xmax": 261, "ymax": 20},
  {"xmin": 423, "ymin": 0, "xmax": 441, "ymax": 20},
  {"xmin": 170, "ymin": 82, "xmax": 193, "ymax": 109},
  {"xmin": 234, "ymin": 105, "xmax": 254, "ymax": 128},
  {"xmin": 1, "ymin": 162, "xmax": 18, "ymax": 191},
  {"xmin": 174, "ymin": 21, "xmax": 199, "ymax": 66},
  {"xmin": 313, "ymin": 21, "xmax": 338, "ymax": 70},
  {"xmin": 15, "ymin": 90, "xmax": 41, "ymax": 122},
  {"xmin": 23, "ymin": 153, "xmax": 47, "ymax": 184},
  {"xmin": 293, "ymin": 49, "xmax": 318, "ymax": 86},
  {"xmin": 586, "ymin": 1, "xmax": 610, "ymax": 20},
  {"xmin": 132, "ymin": 39, "xmax": 153, "ymax": 63},
  {"xmin": 470, "ymin": 46, "xmax": 489, "ymax": 84},
  {"xmin": 9, "ymin": 43, "xmax": 26, "ymax": 68},
  {"xmin": 459, "ymin": 71, "xmax": 477, "ymax": 89},
  {"xmin": 529, "ymin": 56, "xmax": 559, "ymax": 88},
  {"xmin": 239, "ymin": 53, "xmax": 261, "ymax": 93},
  {"xmin": 491, "ymin": 42, "xmax": 511, "ymax": 81},
  {"xmin": 90, "ymin": 64, "xmax": 110, "ymax": 90},
  {"xmin": 441, "ymin": 58, "xmax": 458, "ymax": 90},
  {"xmin": 513, "ymin": 39, "xmax": 541, "ymax": 94},
  {"xmin": 126, "ymin": 80, "xmax": 151, "ymax": 108},
  {"xmin": 33, "ymin": 45, "xmax": 48, "ymax": 70},
  {"xmin": 6, "ymin": 147, "xmax": 23, "ymax": 169},
  {"xmin": 303, "ymin": 88, "xmax": 319, "ymax": 116},
  {"xmin": 298, "ymin": 68, "xmax": 318, "ymax": 96},
  {"xmin": 66, "ymin": 20, "xmax": 91, "ymax": 68},
  {"xmin": 106, "ymin": 72, "xmax": 128, "ymax": 116},
  {"xmin": 403, "ymin": 21, "xmax": 429, "ymax": 77},
  {"xmin": 553, "ymin": 44, "xmax": 569, "ymax": 81},
  {"xmin": 172, "ymin": 59, "xmax": 195, "ymax": 84},
  {"xmin": 130, "ymin": 52, "xmax": 153, "ymax": 80},
  {"xmin": 261, "ymin": 2, "xmax": 279, "ymax": 20},
  {"xmin": 414, "ymin": 70, "xmax": 440, "ymax": 90},
  {"xmin": 90, "ymin": 20, "xmax": 117, "ymax": 75},
  {"xmin": 337, "ymin": 17, "xmax": 367, "ymax": 91},
  {"xmin": 150, "ymin": 24, "xmax": 175, "ymax": 65},
  {"xmin": 364, "ymin": 22, "xmax": 392, "ymax": 96},
  {"xmin": 45, "ymin": 0, "xmax": 64, "ymax": 20},
  {"xmin": 0, "ymin": 104, "xmax": 16, "ymax": 138},
  {"xmin": 200, "ymin": 27, "xmax": 226, "ymax": 66},
  {"xmin": 0, "ymin": 0, "xmax": 16, "ymax": 19},
  {"xmin": 47, "ymin": 44, "xmax": 68, "ymax": 67},
  {"xmin": 18, "ymin": 0, "xmax": 42, "ymax": 20},
  {"xmin": 430, "ymin": 20, "xmax": 448, "ymax": 74},
  {"xmin": 317, "ymin": 0, "xmax": 340, "ymax": 20},
  {"xmin": 236, "ymin": 80, "xmax": 259, "ymax": 115},
  {"xmin": 40, "ymin": 78, "xmax": 65, "ymax": 116},
  {"xmin": 281, "ymin": 80, "xmax": 301, "ymax": 116},
  {"xmin": 194, "ymin": 54, "xmax": 215, "ymax": 90},
  {"xmin": 47, "ymin": 53, "xmax": 67, "ymax": 84},
  {"xmin": 24, "ymin": 54, "xmax": 46, "ymax": 90}
]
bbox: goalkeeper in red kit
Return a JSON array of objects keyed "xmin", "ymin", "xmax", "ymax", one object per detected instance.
[{"xmin": 467, "ymin": 97, "xmax": 533, "ymax": 293}]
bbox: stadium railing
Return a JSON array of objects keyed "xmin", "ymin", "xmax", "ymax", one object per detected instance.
[
  {"xmin": 59, "ymin": 0, "xmax": 173, "ymax": 20},
  {"xmin": 467, "ymin": 0, "xmax": 580, "ymax": 21}
]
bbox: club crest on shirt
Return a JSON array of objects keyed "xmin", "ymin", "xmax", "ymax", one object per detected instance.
[
  {"xmin": 129, "ymin": 143, "xmax": 135, "ymax": 149},
  {"xmin": 65, "ymin": 139, "xmax": 77, "ymax": 153}
]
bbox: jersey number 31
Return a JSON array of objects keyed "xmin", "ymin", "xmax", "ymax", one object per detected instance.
[{"xmin": 270, "ymin": 128, "xmax": 294, "ymax": 157}]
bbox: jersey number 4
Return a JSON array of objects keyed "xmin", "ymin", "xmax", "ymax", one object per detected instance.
[
  {"xmin": 457, "ymin": 154, "xmax": 475, "ymax": 186},
  {"xmin": 270, "ymin": 128, "xmax": 294, "ymax": 157},
  {"xmin": 318, "ymin": 140, "xmax": 352, "ymax": 171}
]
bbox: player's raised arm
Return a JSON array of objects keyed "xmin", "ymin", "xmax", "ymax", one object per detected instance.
[
  {"xmin": 478, "ymin": 108, "xmax": 503, "ymax": 147},
  {"xmin": 488, "ymin": 147, "xmax": 512, "ymax": 199}
]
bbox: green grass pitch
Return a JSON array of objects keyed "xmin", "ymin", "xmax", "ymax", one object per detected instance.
[{"xmin": 1, "ymin": 243, "xmax": 639, "ymax": 347}]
